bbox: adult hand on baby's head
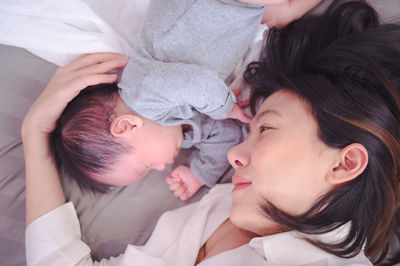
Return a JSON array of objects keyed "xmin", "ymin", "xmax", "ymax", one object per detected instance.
[
  {"xmin": 21, "ymin": 53, "xmax": 129, "ymax": 139},
  {"xmin": 166, "ymin": 165, "xmax": 204, "ymax": 201}
]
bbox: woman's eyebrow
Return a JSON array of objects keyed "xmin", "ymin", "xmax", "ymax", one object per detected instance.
[{"xmin": 255, "ymin": 109, "xmax": 283, "ymax": 123}]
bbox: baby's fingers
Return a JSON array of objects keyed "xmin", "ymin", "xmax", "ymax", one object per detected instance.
[
  {"xmin": 228, "ymin": 104, "xmax": 252, "ymax": 124},
  {"xmin": 166, "ymin": 175, "xmax": 180, "ymax": 185},
  {"xmin": 168, "ymin": 181, "xmax": 182, "ymax": 191},
  {"xmin": 232, "ymin": 88, "xmax": 241, "ymax": 96},
  {"xmin": 237, "ymin": 99, "xmax": 250, "ymax": 107},
  {"xmin": 173, "ymin": 184, "xmax": 187, "ymax": 198},
  {"xmin": 179, "ymin": 191, "xmax": 190, "ymax": 201},
  {"xmin": 166, "ymin": 176, "xmax": 174, "ymax": 185}
]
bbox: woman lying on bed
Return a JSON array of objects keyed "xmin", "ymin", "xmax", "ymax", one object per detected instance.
[{"xmin": 22, "ymin": 1, "xmax": 399, "ymax": 265}]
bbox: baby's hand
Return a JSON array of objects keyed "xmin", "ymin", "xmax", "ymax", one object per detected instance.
[{"xmin": 166, "ymin": 165, "xmax": 204, "ymax": 201}]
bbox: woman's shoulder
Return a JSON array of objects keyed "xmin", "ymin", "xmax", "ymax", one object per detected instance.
[{"xmin": 248, "ymin": 224, "xmax": 372, "ymax": 265}]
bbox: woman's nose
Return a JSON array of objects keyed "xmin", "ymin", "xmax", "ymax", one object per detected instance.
[{"xmin": 227, "ymin": 142, "xmax": 250, "ymax": 169}]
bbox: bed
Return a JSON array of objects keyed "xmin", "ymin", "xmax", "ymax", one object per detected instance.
[{"xmin": 0, "ymin": 1, "xmax": 399, "ymax": 265}]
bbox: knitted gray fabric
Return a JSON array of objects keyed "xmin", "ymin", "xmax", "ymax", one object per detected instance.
[
  {"xmin": 119, "ymin": 0, "xmax": 264, "ymax": 123},
  {"xmin": 118, "ymin": 0, "xmax": 263, "ymax": 185}
]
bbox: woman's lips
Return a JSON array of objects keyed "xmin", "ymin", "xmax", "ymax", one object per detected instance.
[{"xmin": 232, "ymin": 175, "xmax": 251, "ymax": 192}]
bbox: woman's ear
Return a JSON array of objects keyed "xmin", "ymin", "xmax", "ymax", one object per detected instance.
[
  {"xmin": 110, "ymin": 114, "xmax": 143, "ymax": 137},
  {"xmin": 327, "ymin": 143, "xmax": 368, "ymax": 185}
]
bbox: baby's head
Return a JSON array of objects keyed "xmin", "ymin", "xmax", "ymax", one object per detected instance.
[{"xmin": 50, "ymin": 84, "xmax": 183, "ymax": 193}]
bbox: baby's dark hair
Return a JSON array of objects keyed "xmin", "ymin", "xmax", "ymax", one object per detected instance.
[
  {"xmin": 244, "ymin": 0, "xmax": 400, "ymax": 264},
  {"xmin": 50, "ymin": 84, "xmax": 131, "ymax": 193}
]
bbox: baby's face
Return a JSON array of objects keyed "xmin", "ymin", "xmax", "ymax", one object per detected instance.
[{"xmin": 94, "ymin": 121, "xmax": 184, "ymax": 186}]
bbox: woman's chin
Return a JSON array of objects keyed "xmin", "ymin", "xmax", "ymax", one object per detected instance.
[{"xmin": 229, "ymin": 205, "xmax": 283, "ymax": 237}]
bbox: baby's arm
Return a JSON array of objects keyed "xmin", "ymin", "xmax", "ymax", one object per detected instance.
[
  {"xmin": 167, "ymin": 118, "xmax": 243, "ymax": 200},
  {"xmin": 262, "ymin": 0, "xmax": 322, "ymax": 28},
  {"xmin": 119, "ymin": 61, "xmax": 236, "ymax": 122},
  {"xmin": 119, "ymin": 0, "xmax": 265, "ymax": 125}
]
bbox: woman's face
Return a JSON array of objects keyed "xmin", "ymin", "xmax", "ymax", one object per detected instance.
[{"xmin": 228, "ymin": 90, "xmax": 339, "ymax": 235}]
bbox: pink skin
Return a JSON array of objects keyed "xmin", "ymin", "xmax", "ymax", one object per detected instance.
[
  {"xmin": 227, "ymin": 89, "xmax": 252, "ymax": 123},
  {"xmin": 227, "ymin": 90, "xmax": 339, "ymax": 236},
  {"xmin": 166, "ymin": 165, "xmax": 204, "ymax": 201},
  {"xmin": 232, "ymin": 175, "xmax": 252, "ymax": 192},
  {"xmin": 92, "ymin": 97, "xmax": 205, "ymax": 198},
  {"xmin": 92, "ymin": 97, "xmax": 184, "ymax": 186},
  {"xmin": 22, "ymin": 53, "xmax": 130, "ymax": 225}
]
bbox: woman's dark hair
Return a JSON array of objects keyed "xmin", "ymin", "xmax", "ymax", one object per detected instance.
[{"xmin": 244, "ymin": 0, "xmax": 400, "ymax": 264}]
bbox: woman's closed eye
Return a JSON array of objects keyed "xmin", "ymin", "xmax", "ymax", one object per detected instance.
[{"xmin": 259, "ymin": 125, "xmax": 272, "ymax": 133}]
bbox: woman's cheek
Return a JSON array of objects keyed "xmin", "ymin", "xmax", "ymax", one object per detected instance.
[{"xmin": 252, "ymin": 141, "xmax": 280, "ymax": 169}]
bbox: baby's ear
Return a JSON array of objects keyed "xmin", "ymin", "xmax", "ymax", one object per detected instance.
[
  {"xmin": 326, "ymin": 143, "xmax": 368, "ymax": 185},
  {"xmin": 110, "ymin": 114, "xmax": 143, "ymax": 137}
]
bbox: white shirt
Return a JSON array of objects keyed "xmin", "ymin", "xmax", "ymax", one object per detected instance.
[{"xmin": 25, "ymin": 184, "xmax": 372, "ymax": 266}]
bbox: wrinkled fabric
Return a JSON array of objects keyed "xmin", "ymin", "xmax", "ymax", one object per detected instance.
[
  {"xmin": 0, "ymin": 0, "xmax": 149, "ymax": 66},
  {"xmin": 26, "ymin": 184, "xmax": 372, "ymax": 266}
]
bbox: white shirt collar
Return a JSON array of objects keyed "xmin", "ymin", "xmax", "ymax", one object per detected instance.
[{"xmin": 249, "ymin": 223, "xmax": 352, "ymax": 265}]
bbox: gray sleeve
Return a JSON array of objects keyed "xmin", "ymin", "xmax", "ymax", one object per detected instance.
[
  {"xmin": 189, "ymin": 119, "xmax": 243, "ymax": 187},
  {"xmin": 119, "ymin": 0, "xmax": 264, "ymax": 124},
  {"xmin": 144, "ymin": 0, "xmax": 265, "ymax": 80},
  {"xmin": 119, "ymin": 60, "xmax": 236, "ymax": 123}
]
